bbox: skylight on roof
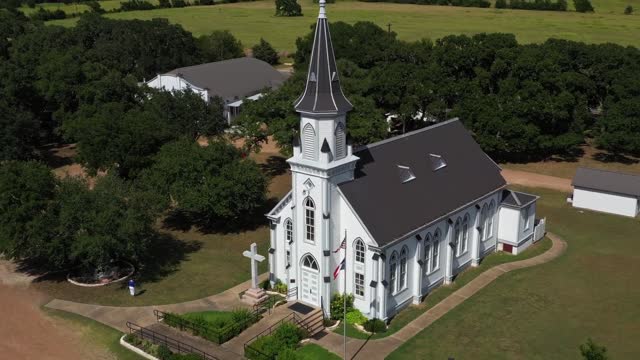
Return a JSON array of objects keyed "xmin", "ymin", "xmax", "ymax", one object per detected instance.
[
  {"xmin": 397, "ymin": 165, "xmax": 416, "ymax": 183},
  {"xmin": 429, "ymin": 154, "xmax": 447, "ymax": 171}
]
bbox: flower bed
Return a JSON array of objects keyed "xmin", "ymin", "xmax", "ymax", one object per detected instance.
[{"xmin": 244, "ymin": 323, "xmax": 308, "ymax": 360}]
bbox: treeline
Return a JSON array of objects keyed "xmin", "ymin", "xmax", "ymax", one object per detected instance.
[
  {"xmin": 235, "ymin": 22, "xmax": 640, "ymax": 162},
  {"xmin": 359, "ymin": 0, "xmax": 595, "ymax": 11},
  {"xmin": 0, "ymin": 11, "xmax": 267, "ymax": 271},
  {"xmin": 496, "ymin": 0, "xmax": 567, "ymax": 11},
  {"xmin": 359, "ymin": 0, "xmax": 490, "ymax": 8}
]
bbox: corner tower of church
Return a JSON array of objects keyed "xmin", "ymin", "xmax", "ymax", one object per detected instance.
[{"xmin": 282, "ymin": 0, "xmax": 359, "ymax": 309}]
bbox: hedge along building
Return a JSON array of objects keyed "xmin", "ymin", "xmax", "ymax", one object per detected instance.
[{"xmin": 266, "ymin": 0, "xmax": 545, "ymax": 320}]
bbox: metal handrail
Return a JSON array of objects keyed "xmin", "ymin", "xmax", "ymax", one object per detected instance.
[
  {"xmin": 126, "ymin": 321, "xmax": 218, "ymax": 360},
  {"xmin": 154, "ymin": 308, "xmax": 261, "ymax": 344}
]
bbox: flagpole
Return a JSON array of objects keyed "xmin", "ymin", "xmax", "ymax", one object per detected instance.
[{"xmin": 343, "ymin": 229, "xmax": 347, "ymax": 360}]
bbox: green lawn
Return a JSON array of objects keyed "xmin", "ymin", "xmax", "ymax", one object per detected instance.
[
  {"xmin": 298, "ymin": 343, "xmax": 342, "ymax": 359},
  {"xmin": 46, "ymin": 308, "xmax": 145, "ymax": 360},
  {"xmin": 32, "ymin": 225, "xmax": 270, "ymax": 306},
  {"xmin": 20, "ymin": 0, "xmax": 127, "ymax": 15},
  {"xmin": 387, "ymin": 186, "xmax": 640, "ymax": 359},
  {"xmin": 334, "ymin": 236, "xmax": 553, "ymax": 340},
  {"xmin": 182, "ymin": 310, "xmax": 235, "ymax": 323},
  {"xmin": 48, "ymin": 0, "xmax": 640, "ymax": 52}
]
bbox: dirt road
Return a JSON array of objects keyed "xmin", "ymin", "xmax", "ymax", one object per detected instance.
[
  {"xmin": 501, "ymin": 169, "xmax": 573, "ymax": 193},
  {"xmin": 0, "ymin": 260, "xmax": 109, "ymax": 360}
]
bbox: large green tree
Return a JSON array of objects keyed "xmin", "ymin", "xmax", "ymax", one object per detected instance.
[
  {"xmin": 197, "ymin": 30, "xmax": 244, "ymax": 63},
  {"xmin": 140, "ymin": 139, "xmax": 267, "ymax": 227},
  {"xmin": 0, "ymin": 101, "xmax": 39, "ymax": 161}
]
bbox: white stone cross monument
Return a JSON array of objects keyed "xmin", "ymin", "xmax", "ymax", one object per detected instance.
[{"xmin": 241, "ymin": 242, "xmax": 268, "ymax": 305}]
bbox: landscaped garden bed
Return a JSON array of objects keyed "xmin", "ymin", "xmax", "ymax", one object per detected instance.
[
  {"xmin": 122, "ymin": 334, "xmax": 203, "ymax": 360},
  {"xmin": 244, "ymin": 322, "xmax": 309, "ymax": 360},
  {"xmin": 161, "ymin": 308, "xmax": 259, "ymax": 344}
]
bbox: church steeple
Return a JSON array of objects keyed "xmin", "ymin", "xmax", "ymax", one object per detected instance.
[{"xmin": 294, "ymin": 0, "xmax": 352, "ymax": 115}]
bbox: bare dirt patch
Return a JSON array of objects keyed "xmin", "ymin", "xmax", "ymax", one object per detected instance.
[
  {"xmin": 0, "ymin": 284, "xmax": 108, "ymax": 360},
  {"xmin": 502, "ymin": 169, "xmax": 573, "ymax": 193}
]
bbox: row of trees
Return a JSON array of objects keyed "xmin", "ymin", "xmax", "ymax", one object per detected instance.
[
  {"xmin": 235, "ymin": 22, "xmax": 640, "ymax": 161},
  {"xmin": 0, "ymin": 11, "xmax": 269, "ymax": 271}
]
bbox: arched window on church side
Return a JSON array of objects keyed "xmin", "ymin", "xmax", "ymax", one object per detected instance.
[
  {"xmin": 335, "ymin": 122, "xmax": 346, "ymax": 159},
  {"xmin": 399, "ymin": 247, "xmax": 408, "ymax": 291},
  {"xmin": 389, "ymin": 252, "xmax": 398, "ymax": 294},
  {"xmin": 354, "ymin": 239, "xmax": 365, "ymax": 264},
  {"xmin": 285, "ymin": 218, "xmax": 293, "ymax": 243},
  {"xmin": 454, "ymin": 219, "xmax": 462, "ymax": 256},
  {"xmin": 304, "ymin": 197, "xmax": 315, "ymax": 242},
  {"xmin": 462, "ymin": 214, "xmax": 470, "ymax": 253},
  {"xmin": 303, "ymin": 123, "xmax": 317, "ymax": 161},
  {"xmin": 424, "ymin": 233, "xmax": 432, "ymax": 275},
  {"xmin": 480, "ymin": 204, "xmax": 488, "ymax": 241},
  {"xmin": 487, "ymin": 200, "xmax": 496, "ymax": 238},
  {"xmin": 432, "ymin": 229, "xmax": 441, "ymax": 272}
]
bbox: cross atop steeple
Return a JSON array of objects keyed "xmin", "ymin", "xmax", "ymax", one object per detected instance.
[{"xmin": 294, "ymin": 0, "xmax": 352, "ymax": 115}]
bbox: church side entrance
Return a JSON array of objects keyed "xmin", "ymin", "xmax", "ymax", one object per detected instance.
[{"xmin": 300, "ymin": 254, "xmax": 320, "ymax": 307}]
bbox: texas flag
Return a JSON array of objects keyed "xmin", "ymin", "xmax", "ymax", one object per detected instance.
[{"xmin": 333, "ymin": 258, "xmax": 346, "ymax": 280}]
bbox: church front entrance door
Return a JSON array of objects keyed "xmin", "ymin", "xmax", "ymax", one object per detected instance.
[{"xmin": 300, "ymin": 254, "xmax": 320, "ymax": 307}]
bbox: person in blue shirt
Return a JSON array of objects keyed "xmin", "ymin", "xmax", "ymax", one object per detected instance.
[{"xmin": 128, "ymin": 279, "xmax": 135, "ymax": 296}]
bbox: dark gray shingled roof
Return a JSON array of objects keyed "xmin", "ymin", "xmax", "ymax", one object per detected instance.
[
  {"xmin": 294, "ymin": 3, "xmax": 352, "ymax": 115},
  {"xmin": 572, "ymin": 167, "xmax": 640, "ymax": 197},
  {"xmin": 501, "ymin": 189, "xmax": 538, "ymax": 208},
  {"xmin": 166, "ymin": 57, "xmax": 285, "ymax": 102},
  {"xmin": 339, "ymin": 119, "xmax": 507, "ymax": 246}
]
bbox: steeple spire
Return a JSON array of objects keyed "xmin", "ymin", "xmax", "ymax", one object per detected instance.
[{"xmin": 294, "ymin": 0, "xmax": 352, "ymax": 115}]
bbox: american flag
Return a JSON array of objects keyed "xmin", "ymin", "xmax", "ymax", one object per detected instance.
[
  {"xmin": 333, "ymin": 235, "xmax": 346, "ymax": 253},
  {"xmin": 333, "ymin": 258, "xmax": 346, "ymax": 280}
]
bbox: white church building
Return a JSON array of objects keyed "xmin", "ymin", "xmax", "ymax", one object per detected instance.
[{"xmin": 266, "ymin": 1, "xmax": 544, "ymax": 320}]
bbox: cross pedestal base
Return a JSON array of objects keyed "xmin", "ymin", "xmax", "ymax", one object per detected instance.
[{"xmin": 242, "ymin": 287, "xmax": 268, "ymax": 305}]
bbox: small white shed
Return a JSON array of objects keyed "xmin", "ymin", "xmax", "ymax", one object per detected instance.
[{"xmin": 572, "ymin": 167, "xmax": 640, "ymax": 217}]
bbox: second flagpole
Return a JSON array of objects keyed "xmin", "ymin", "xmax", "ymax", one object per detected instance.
[{"xmin": 343, "ymin": 229, "xmax": 347, "ymax": 360}]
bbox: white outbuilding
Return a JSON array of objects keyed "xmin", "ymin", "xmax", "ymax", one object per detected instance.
[{"xmin": 571, "ymin": 167, "xmax": 640, "ymax": 217}]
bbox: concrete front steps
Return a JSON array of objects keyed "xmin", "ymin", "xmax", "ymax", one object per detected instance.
[{"xmin": 299, "ymin": 308, "xmax": 324, "ymax": 337}]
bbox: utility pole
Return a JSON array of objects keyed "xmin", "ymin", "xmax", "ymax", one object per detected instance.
[{"xmin": 387, "ymin": 23, "xmax": 392, "ymax": 34}]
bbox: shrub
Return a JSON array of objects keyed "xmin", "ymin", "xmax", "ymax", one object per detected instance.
[
  {"xmin": 119, "ymin": 0, "xmax": 156, "ymax": 11},
  {"xmin": 252, "ymin": 38, "xmax": 279, "ymax": 65},
  {"xmin": 86, "ymin": 1, "xmax": 106, "ymax": 13},
  {"xmin": 363, "ymin": 318, "xmax": 387, "ymax": 333},
  {"xmin": 158, "ymin": 0, "xmax": 172, "ymax": 7},
  {"xmin": 330, "ymin": 293, "xmax": 354, "ymax": 320},
  {"xmin": 495, "ymin": 0, "xmax": 507, "ymax": 7},
  {"xmin": 157, "ymin": 345, "xmax": 173, "ymax": 360},
  {"xmin": 171, "ymin": 0, "xmax": 188, "ymax": 7},
  {"xmin": 277, "ymin": 348, "xmax": 299, "ymax": 360},
  {"xmin": 260, "ymin": 279, "xmax": 271, "ymax": 290},
  {"xmin": 30, "ymin": 8, "xmax": 66, "ymax": 21},
  {"xmin": 345, "ymin": 309, "xmax": 367, "ymax": 325},
  {"xmin": 574, "ymin": 0, "xmax": 594, "ymax": 12},
  {"xmin": 274, "ymin": 322, "xmax": 306, "ymax": 347},
  {"xmin": 231, "ymin": 308, "xmax": 254, "ymax": 324},
  {"xmin": 274, "ymin": 279, "xmax": 288, "ymax": 294},
  {"xmin": 624, "ymin": 5, "xmax": 633, "ymax": 14},
  {"xmin": 195, "ymin": 0, "xmax": 215, "ymax": 4},
  {"xmin": 245, "ymin": 323, "xmax": 307, "ymax": 360},
  {"xmin": 275, "ymin": 0, "xmax": 302, "ymax": 16}
]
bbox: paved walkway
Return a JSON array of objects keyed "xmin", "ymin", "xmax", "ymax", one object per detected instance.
[
  {"xmin": 311, "ymin": 232, "xmax": 567, "ymax": 359},
  {"xmin": 502, "ymin": 169, "xmax": 573, "ymax": 192},
  {"xmin": 45, "ymin": 273, "xmax": 269, "ymax": 333}
]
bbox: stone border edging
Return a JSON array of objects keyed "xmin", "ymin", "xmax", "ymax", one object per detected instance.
[
  {"xmin": 67, "ymin": 262, "xmax": 135, "ymax": 287},
  {"xmin": 119, "ymin": 335, "xmax": 160, "ymax": 360}
]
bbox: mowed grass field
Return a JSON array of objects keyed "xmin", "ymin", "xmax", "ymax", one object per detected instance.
[
  {"xmin": 48, "ymin": 0, "xmax": 640, "ymax": 52},
  {"xmin": 387, "ymin": 186, "xmax": 640, "ymax": 360}
]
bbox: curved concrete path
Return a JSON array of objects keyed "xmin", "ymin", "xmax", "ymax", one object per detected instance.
[
  {"xmin": 311, "ymin": 232, "xmax": 567, "ymax": 360},
  {"xmin": 45, "ymin": 273, "xmax": 268, "ymax": 333}
]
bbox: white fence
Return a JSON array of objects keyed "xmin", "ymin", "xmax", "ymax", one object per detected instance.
[{"xmin": 533, "ymin": 217, "xmax": 546, "ymax": 242}]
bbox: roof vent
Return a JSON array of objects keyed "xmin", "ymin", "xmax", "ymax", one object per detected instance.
[
  {"xmin": 429, "ymin": 154, "xmax": 447, "ymax": 171},
  {"xmin": 397, "ymin": 165, "xmax": 416, "ymax": 183}
]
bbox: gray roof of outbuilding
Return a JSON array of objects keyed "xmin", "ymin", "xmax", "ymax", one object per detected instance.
[
  {"xmin": 572, "ymin": 167, "xmax": 640, "ymax": 197},
  {"xmin": 294, "ymin": 15, "xmax": 352, "ymax": 114},
  {"xmin": 338, "ymin": 119, "xmax": 506, "ymax": 247},
  {"xmin": 501, "ymin": 189, "xmax": 538, "ymax": 208},
  {"xmin": 166, "ymin": 57, "xmax": 286, "ymax": 102}
]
